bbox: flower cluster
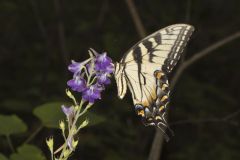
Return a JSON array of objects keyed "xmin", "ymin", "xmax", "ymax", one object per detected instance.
[
  {"xmin": 46, "ymin": 49, "xmax": 114, "ymax": 160},
  {"xmin": 67, "ymin": 49, "xmax": 114, "ymax": 103}
]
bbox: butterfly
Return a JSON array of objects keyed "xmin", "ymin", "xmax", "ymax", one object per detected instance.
[{"xmin": 114, "ymin": 24, "xmax": 194, "ymax": 140}]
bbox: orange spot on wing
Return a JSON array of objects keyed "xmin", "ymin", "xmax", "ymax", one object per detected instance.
[
  {"xmin": 159, "ymin": 106, "xmax": 164, "ymax": 111},
  {"xmin": 137, "ymin": 110, "xmax": 145, "ymax": 117},
  {"xmin": 155, "ymin": 116, "xmax": 161, "ymax": 120},
  {"xmin": 162, "ymin": 84, "xmax": 168, "ymax": 91},
  {"xmin": 154, "ymin": 71, "xmax": 164, "ymax": 79},
  {"xmin": 161, "ymin": 95, "xmax": 168, "ymax": 102}
]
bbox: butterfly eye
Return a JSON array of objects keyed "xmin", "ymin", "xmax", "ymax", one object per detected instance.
[{"xmin": 134, "ymin": 104, "xmax": 144, "ymax": 111}]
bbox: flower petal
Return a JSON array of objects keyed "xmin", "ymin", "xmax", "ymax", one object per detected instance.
[
  {"xmin": 97, "ymin": 73, "xmax": 111, "ymax": 85},
  {"xmin": 67, "ymin": 76, "xmax": 87, "ymax": 92},
  {"xmin": 68, "ymin": 60, "xmax": 82, "ymax": 73},
  {"xmin": 61, "ymin": 105, "xmax": 74, "ymax": 117},
  {"xmin": 82, "ymin": 84, "xmax": 102, "ymax": 103},
  {"xmin": 94, "ymin": 52, "xmax": 114, "ymax": 73}
]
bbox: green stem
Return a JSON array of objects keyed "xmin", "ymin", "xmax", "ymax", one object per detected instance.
[
  {"xmin": 58, "ymin": 100, "xmax": 92, "ymax": 159},
  {"xmin": 62, "ymin": 129, "xmax": 67, "ymax": 141},
  {"xmin": 76, "ymin": 105, "xmax": 92, "ymax": 133},
  {"xmin": 51, "ymin": 150, "xmax": 54, "ymax": 160},
  {"xmin": 24, "ymin": 124, "xmax": 43, "ymax": 144},
  {"xmin": 77, "ymin": 104, "xmax": 92, "ymax": 119},
  {"xmin": 59, "ymin": 143, "xmax": 67, "ymax": 160},
  {"xmin": 89, "ymin": 76, "xmax": 97, "ymax": 85},
  {"xmin": 82, "ymin": 66, "xmax": 89, "ymax": 77},
  {"xmin": 59, "ymin": 100, "xmax": 85, "ymax": 159},
  {"xmin": 86, "ymin": 62, "xmax": 95, "ymax": 85},
  {"xmin": 6, "ymin": 135, "xmax": 15, "ymax": 152},
  {"xmin": 77, "ymin": 99, "xmax": 85, "ymax": 115}
]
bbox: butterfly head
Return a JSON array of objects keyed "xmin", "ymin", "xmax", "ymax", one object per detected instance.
[{"xmin": 134, "ymin": 104, "xmax": 145, "ymax": 117}]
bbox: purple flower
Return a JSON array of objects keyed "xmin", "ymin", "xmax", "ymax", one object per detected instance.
[
  {"xmin": 82, "ymin": 84, "xmax": 103, "ymax": 103},
  {"xmin": 96, "ymin": 72, "xmax": 111, "ymax": 85},
  {"xmin": 68, "ymin": 60, "xmax": 82, "ymax": 73},
  {"xmin": 105, "ymin": 63, "xmax": 114, "ymax": 74},
  {"xmin": 67, "ymin": 76, "xmax": 87, "ymax": 92},
  {"xmin": 61, "ymin": 105, "xmax": 74, "ymax": 117},
  {"xmin": 95, "ymin": 52, "xmax": 114, "ymax": 73}
]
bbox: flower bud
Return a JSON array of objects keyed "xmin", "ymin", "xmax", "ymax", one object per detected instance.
[
  {"xmin": 59, "ymin": 120, "xmax": 65, "ymax": 131},
  {"xmin": 46, "ymin": 136, "xmax": 54, "ymax": 153},
  {"xmin": 79, "ymin": 119, "xmax": 89, "ymax": 129},
  {"xmin": 63, "ymin": 148, "xmax": 71, "ymax": 158},
  {"xmin": 66, "ymin": 89, "xmax": 73, "ymax": 98},
  {"xmin": 72, "ymin": 139, "xmax": 78, "ymax": 149},
  {"xmin": 66, "ymin": 89, "xmax": 77, "ymax": 104}
]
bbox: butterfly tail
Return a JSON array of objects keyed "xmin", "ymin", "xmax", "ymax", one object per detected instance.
[{"xmin": 157, "ymin": 121, "xmax": 174, "ymax": 142}]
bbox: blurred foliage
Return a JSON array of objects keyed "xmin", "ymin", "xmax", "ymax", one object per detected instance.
[
  {"xmin": 33, "ymin": 102, "xmax": 69, "ymax": 128},
  {"xmin": 0, "ymin": 144, "xmax": 46, "ymax": 160},
  {"xmin": 10, "ymin": 144, "xmax": 46, "ymax": 160},
  {"xmin": 0, "ymin": 0, "xmax": 240, "ymax": 160},
  {"xmin": 0, "ymin": 154, "xmax": 8, "ymax": 160},
  {"xmin": 77, "ymin": 111, "xmax": 106, "ymax": 127},
  {"xmin": 0, "ymin": 115, "xmax": 27, "ymax": 136}
]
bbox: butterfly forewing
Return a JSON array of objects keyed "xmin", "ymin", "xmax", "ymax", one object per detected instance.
[{"xmin": 119, "ymin": 24, "xmax": 194, "ymax": 107}]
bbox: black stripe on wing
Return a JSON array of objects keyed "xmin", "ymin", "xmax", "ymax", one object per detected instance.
[
  {"xmin": 121, "ymin": 24, "xmax": 194, "ymax": 68},
  {"xmin": 162, "ymin": 26, "xmax": 195, "ymax": 73},
  {"xmin": 132, "ymin": 46, "xmax": 144, "ymax": 100},
  {"xmin": 142, "ymin": 40, "xmax": 154, "ymax": 62}
]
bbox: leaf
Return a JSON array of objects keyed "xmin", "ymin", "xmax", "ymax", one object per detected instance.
[
  {"xmin": 0, "ymin": 153, "xmax": 8, "ymax": 160},
  {"xmin": 10, "ymin": 144, "xmax": 46, "ymax": 160},
  {"xmin": 33, "ymin": 102, "xmax": 67, "ymax": 128},
  {"xmin": 0, "ymin": 115, "xmax": 27, "ymax": 136}
]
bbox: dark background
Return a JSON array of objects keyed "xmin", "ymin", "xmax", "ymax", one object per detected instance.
[{"xmin": 0, "ymin": 0, "xmax": 240, "ymax": 159}]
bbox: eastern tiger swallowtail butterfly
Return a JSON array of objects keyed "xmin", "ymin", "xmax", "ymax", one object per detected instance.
[{"xmin": 114, "ymin": 24, "xmax": 194, "ymax": 140}]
